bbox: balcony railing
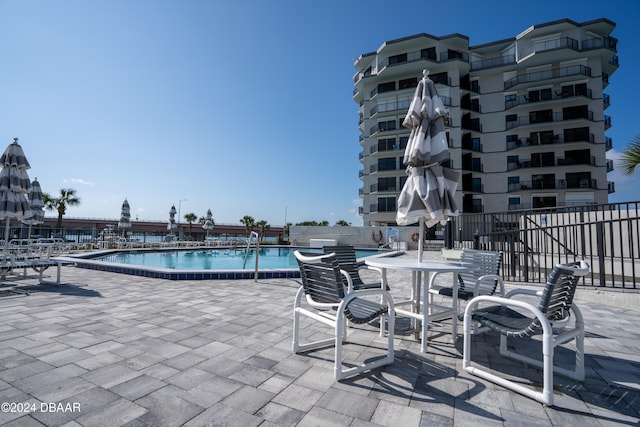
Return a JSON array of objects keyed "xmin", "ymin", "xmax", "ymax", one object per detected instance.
[
  {"xmin": 470, "ymin": 54, "xmax": 516, "ymax": 71},
  {"xmin": 504, "ymin": 88, "xmax": 593, "ymax": 110},
  {"xmin": 504, "ymin": 65, "xmax": 591, "ymax": 90},
  {"xmin": 370, "ymin": 184, "xmax": 398, "ymax": 193},
  {"xmin": 506, "ymin": 110, "xmax": 594, "ymax": 130},
  {"xmin": 506, "ymin": 133, "xmax": 595, "ymax": 150},
  {"xmin": 509, "ymin": 179, "xmax": 596, "ymax": 192},
  {"xmin": 508, "ymin": 156, "xmax": 596, "ymax": 170}
]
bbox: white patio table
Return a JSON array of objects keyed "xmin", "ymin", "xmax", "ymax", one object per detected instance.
[{"xmin": 365, "ymin": 256, "xmax": 478, "ymax": 353}]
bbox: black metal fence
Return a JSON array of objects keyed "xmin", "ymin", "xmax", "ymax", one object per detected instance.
[{"xmin": 447, "ymin": 201, "xmax": 640, "ymax": 289}]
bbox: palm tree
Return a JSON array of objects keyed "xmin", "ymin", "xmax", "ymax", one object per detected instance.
[
  {"xmin": 255, "ymin": 220, "xmax": 270, "ymax": 241},
  {"xmin": 619, "ymin": 134, "xmax": 640, "ymax": 176},
  {"xmin": 240, "ymin": 215, "xmax": 255, "ymax": 238},
  {"xmin": 42, "ymin": 188, "xmax": 81, "ymax": 230},
  {"xmin": 184, "ymin": 212, "xmax": 197, "ymax": 236}
]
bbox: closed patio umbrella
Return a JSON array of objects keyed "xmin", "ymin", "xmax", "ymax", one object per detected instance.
[
  {"xmin": 22, "ymin": 177, "xmax": 45, "ymax": 238},
  {"xmin": 167, "ymin": 204, "xmax": 177, "ymax": 234},
  {"xmin": 396, "ymin": 70, "xmax": 459, "ymax": 261},
  {"xmin": 202, "ymin": 208, "xmax": 214, "ymax": 239},
  {"xmin": 118, "ymin": 198, "xmax": 131, "ymax": 237},
  {"xmin": 0, "ymin": 138, "xmax": 33, "ymax": 258}
]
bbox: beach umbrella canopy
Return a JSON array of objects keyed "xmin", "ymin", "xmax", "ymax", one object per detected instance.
[
  {"xmin": 0, "ymin": 138, "xmax": 33, "ymax": 251},
  {"xmin": 396, "ymin": 71, "xmax": 459, "ymax": 260},
  {"xmin": 22, "ymin": 178, "xmax": 45, "ymax": 234},
  {"xmin": 202, "ymin": 208, "xmax": 214, "ymax": 233},
  {"xmin": 167, "ymin": 204, "xmax": 177, "ymax": 232},
  {"xmin": 118, "ymin": 198, "xmax": 131, "ymax": 237}
]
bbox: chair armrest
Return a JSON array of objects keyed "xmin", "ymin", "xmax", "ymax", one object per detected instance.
[
  {"xmin": 474, "ymin": 274, "xmax": 506, "ymax": 296},
  {"xmin": 340, "ymin": 270, "xmax": 355, "ymax": 293},
  {"xmin": 504, "ymin": 288, "xmax": 541, "ymax": 299},
  {"xmin": 428, "ymin": 271, "xmax": 446, "ymax": 289}
]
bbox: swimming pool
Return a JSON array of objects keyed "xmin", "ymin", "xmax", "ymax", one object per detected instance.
[{"xmin": 70, "ymin": 246, "xmax": 392, "ymax": 280}]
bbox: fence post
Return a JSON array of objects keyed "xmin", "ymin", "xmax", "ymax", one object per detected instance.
[
  {"xmin": 522, "ymin": 213, "xmax": 529, "ymax": 282},
  {"xmin": 595, "ymin": 221, "xmax": 606, "ymax": 287},
  {"xmin": 473, "ymin": 230, "xmax": 479, "ymax": 249}
]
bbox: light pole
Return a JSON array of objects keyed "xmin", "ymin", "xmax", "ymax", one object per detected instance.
[{"xmin": 178, "ymin": 199, "xmax": 187, "ymax": 236}]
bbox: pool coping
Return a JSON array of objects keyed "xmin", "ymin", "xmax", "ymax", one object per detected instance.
[{"xmin": 61, "ymin": 246, "xmax": 402, "ymax": 280}]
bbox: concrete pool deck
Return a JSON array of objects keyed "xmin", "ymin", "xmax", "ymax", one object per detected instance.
[{"xmin": 0, "ymin": 251, "xmax": 638, "ymax": 426}]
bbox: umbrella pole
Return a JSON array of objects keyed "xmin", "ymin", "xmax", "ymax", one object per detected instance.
[
  {"xmin": 3, "ymin": 218, "xmax": 10, "ymax": 262},
  {"xmin": 418, "ymin": 217, "xmax": 425, "ymax": 262}
]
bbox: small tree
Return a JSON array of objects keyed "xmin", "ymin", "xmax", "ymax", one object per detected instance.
[
  {"xmin": 240, "ymin": 215, "xmax": 255, "ymax": 237},
  {"xmin": 42, "ymin": 188, "xmax": 81, "ymax": 231},
  {"xmin": 256, "ymin": 220, "xmax": 270, "ymax": 241},
  {"xmin": 619, "ymin": 134, "xmax": 640, "ymax": 176},
  {"xmin": 184, "ymin": 213, "xmax": 197, "ymax": 236}
]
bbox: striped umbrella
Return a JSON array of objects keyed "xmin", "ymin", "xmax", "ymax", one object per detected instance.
[
  {"xmin": 0, "ymin": 138, "xmax": 33, "ymax": 256},
  {"xmin": 396, "ymin": 71, "xmax": 459, "ymax": 260},
  {"xmin": 202, "ymin": 208, "xmax": 214, "ymax": 239},
  {"xmin": 118, "ymin": 198, "xmax": 132, "ymax": 237},
  {"xmin": 22, "ymin": 178, "xmax": 45, "ymax": 238},
  {"xmin": 167, "ymin": 204, "xmax": 177, "ymax": 233}
]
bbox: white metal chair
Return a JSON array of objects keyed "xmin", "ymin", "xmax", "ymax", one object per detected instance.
[
  {"xmin": 428, "ymin": 248, "xmax": 505, "ymax": 311},
  {"xmin": 293, "ymin": 250, "xmax": 395, "ymax": 380},
  {"xmin": 462, "ymin": 260, "xmax": 590, "ymax": 406}
]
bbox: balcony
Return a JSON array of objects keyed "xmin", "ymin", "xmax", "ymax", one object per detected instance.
[
  {"xmin": 462, "ymin": 183, "xmax": 484, "ymax": 193},
  {"xmin": 470, "ymin": 54, "xmax": 516, "ymax": 71},
  {"xmin": 606, "ymin": 159, "xmax": 614, "ymax": 172},
  {"xmin": 608, "ymin": 181, "xmax": 616, "ymax": 194},
  {"xmin": 370, "ymin": 183, "xmax": 398, "ymax": 193},
  {"xmin": 505, "ymin": 88, "xmax": 593, "ymax": 110},
  {"xmin": 506, "ymin": 132, "xmax": 596, "ymax": 150},
  {"xmin": 509, "ymin": 178, "xmax": 596, "ymax": 192},
  {"xmin": 505, "ymin": 110, "xmax": 594, "ymax": 130},
  {"xmin": 504, "ymin": 65, "xmax": 591, "ymax": 90}
]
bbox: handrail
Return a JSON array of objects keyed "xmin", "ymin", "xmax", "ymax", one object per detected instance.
[{"xmin": 242, "ymin": 231, "xmax": 259, "ymax": 269}]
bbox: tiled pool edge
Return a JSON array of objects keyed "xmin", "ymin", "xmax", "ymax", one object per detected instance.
[
  {"xmin": 65, "ymin": 257, "xmax": 301, "ymax": 280},
  {"xmin": 61, "ymin": 247, "xmax": 401, "ymax": 281}
]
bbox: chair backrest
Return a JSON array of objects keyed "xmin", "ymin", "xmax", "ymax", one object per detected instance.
[
  {"xmin": 513, "ymin": 261, "xmax": 589, "ymax": 338},
  {"xmin": 459, "ymin": 248, "xmax": 503, "ymax": 294},
  {"xmin": 322, "ymin": 245, "xmax": 364, "ymax": 288},
  {"xmin": 538, "ymin": 261, "xmax": 589, "ymax": 322},
  {"xmin": 294, "ymin": 251, "xmax": 345, "ymax": 304}
]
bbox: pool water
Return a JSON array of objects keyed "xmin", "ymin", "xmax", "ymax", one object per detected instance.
[{"xmin": 91, "ymin": 246, "xmax": 387, "ymax": 271}]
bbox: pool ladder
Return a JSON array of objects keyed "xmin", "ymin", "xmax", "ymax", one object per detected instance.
[{"xmin": 242, "ymin": 231, "xmax": 259, "ymax": 269}]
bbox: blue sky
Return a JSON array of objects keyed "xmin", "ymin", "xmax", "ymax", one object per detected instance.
[{"xmin": 0, "ymin": 1, "xmax": 637, "ymax": 227}]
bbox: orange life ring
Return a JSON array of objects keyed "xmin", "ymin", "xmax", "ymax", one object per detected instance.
[
  {"xmin": 411, "ymin": 232, "xmax": 419, "ymax": 243},
  {"xmin": 371, "ymin": 230, "xmax": 383, "ymax": 243}
]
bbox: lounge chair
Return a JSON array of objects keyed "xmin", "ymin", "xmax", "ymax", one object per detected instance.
[
  {"xmin": 428, "ymin": 248, "xmax": 505, "ymax": 311},
  {"xmin": 322, "ymin": 245, "xmax": 386, "ymax": 291},
  {"xmin": 293, "ymin": 250, "xmax": 395, "ymax": 380},
  {"xmin": 462, "ymin": 260, "xmax": 590, "ymax": 406}
]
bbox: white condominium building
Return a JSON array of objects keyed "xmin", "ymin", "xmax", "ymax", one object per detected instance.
[{"xmin": 354, "ymin": 18, "xmax": 618, "ymax": 226}]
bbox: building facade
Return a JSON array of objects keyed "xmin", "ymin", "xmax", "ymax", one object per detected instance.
[{"xmin": 354, "ymin": 18, "xmax": 618, "ymax": 226}]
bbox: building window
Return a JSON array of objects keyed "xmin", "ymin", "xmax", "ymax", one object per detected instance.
[
  {"xmin": 378, "ymin": 120, "xmax": 397, "ymax": 132},
  {"xmin": 533, "ymin": 196, "xmax": 556, "ymax": 209},
  {"xmin": 377, "ymin": 81, "xmax": 396, "ymax": 93},
  {"xmin": 378, "ymin": 138, "xmax": 396, "ymax": 152},
  {"xmin": 378, "ymin": 197, "xmax": 396, "ymax": 212},
  {"xmin": 421, "ymin": 47, "xmax": 436, "ymax": 61},
  {"xmin": 377, "ymin": 177, "xmax": 396, "ymax": 192},
  {"xmin": 529, "ymin": 109, "xmax": 553, "ymax": 124},
  {"xmin": 399, "ymin": 77, "xmax": 418, "ymax": 90},
  {"xmin": 388, "ymin": 53, "xmax": 408, "ymax": 65},
  {"xmin": 508, "ymin": 176, "xmax": 520, "ymax": 184},
  {"xmin": 378, "ymin": 158, "xmax": 396, "ymax": 171}
]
